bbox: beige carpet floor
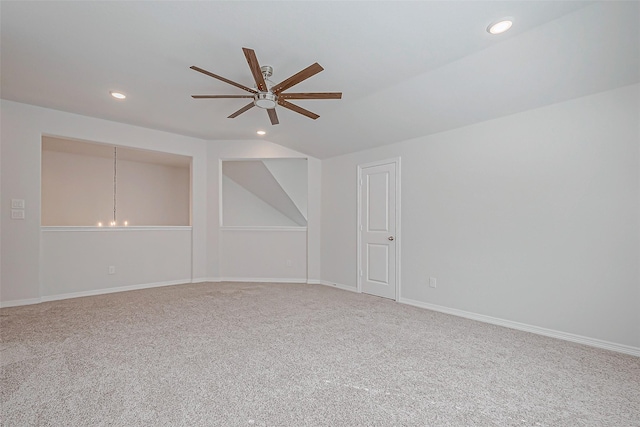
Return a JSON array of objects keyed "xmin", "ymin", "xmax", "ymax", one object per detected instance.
[{"xmin": 1, "ymin": 282, "xmax": 638, "ymax": 426}]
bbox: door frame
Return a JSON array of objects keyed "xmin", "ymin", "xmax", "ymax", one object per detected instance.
[{"xmin": 356, "ymin": 157, "xmax": 401, "ymax": 300}]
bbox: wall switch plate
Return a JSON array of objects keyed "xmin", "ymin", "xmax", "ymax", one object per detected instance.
[
  {"xmin": 11, "ymin": 209, "xmax": 25, "ymax": 220},
  {"xmin": 286, "ymin": 259, "xmax": 293, "ymax": 267},
  {"xmin": 108, "ymin": 266, "xmax": 116, "ymax": 275},
  {"xmin": 429, "ymin": 277, "xmax": 437, "ymax": 288},
  {"xmin": 11, "ymin": 199, "xmax": 25, "ymax": 209}
]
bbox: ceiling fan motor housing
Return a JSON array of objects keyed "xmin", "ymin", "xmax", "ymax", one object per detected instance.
[{"xmin": 254, "ymin": 66, "xmax": 277, "ymax": 109}]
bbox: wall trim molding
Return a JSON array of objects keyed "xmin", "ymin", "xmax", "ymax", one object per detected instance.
[
  {"xmin": 317, "ymin": 280, "xmax": 359, "ymax": 293},
  {"xmin": 191, "ymin": 277, "xmax": 220, "ymax": 283},
  {"xmin": 220, "ymin": 226, "xmax": 307, "ymax": 232},
  {"xmin": 399, "ymin": 297, "xmax": 640, "ymax": 358}
]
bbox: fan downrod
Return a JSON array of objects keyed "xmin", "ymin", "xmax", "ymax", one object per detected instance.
[{"xmin": 260, "ymin": 65, "xmax": 273, "ymax": 79}]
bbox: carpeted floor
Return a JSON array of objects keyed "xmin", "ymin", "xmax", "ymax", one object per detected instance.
[{"xmin": 1, "ymin": 282, "xmax": 638, "ymax": 426}]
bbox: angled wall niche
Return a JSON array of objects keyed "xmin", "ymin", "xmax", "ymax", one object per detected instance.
[
  {"xmin": 41, "ymin": 136, "xmax": 191, "ymax": 226},
  {"xmin": 221, "ymin": 159, "xmax": 308, "ymax": 227}
]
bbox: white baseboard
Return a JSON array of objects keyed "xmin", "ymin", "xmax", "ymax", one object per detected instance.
[
  {"xmin": 399, "ymin": 297, "xmax": 640, "ymax": 358},
  {"xmin": 0, "ymin": 280, "xmax": 191, "ymax": 308},
  {"xmin": 191, "ymin": 277, "xmax": 220, "ymax": 283},
  {"xmin": 0, "ymin": 297, "xmax": 43, "ymax": 308},
  {"xmin": 217, "ymin": 277, "xmax": 307, "ymax": 284},
  {"xmin": 317, "ymin": 280, "xmax": 359, "ymax": 293},
  {"xmin": 40, "ymin": 280, "xmax": 192, "ymax": 303}
]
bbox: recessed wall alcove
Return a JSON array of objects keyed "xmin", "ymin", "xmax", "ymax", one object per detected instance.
[
  {"xmin": 41, "ymin": 136, "xmax": 191, "ymax": 227},
  {"xmin": 218, "ymin": 158, "xmax": 309, "ymax": 282},
  {"xmin": 39, "ymin": 135, "xmax": 194, "ymax": 298}
]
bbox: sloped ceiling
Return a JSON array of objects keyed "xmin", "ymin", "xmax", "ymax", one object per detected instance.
[{"xmin": 1, "ymin": 1, "xmax": 638, "ymax": 159}]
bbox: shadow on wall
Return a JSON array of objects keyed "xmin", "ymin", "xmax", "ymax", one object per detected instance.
[{"xmin": 222, "ymin": 159, "xmax": 307, "ymax": 227}]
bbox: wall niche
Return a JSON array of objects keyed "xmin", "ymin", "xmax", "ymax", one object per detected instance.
[{"xmin": 41, "ymin": 136, "xmax": 191, "ymax": 227}]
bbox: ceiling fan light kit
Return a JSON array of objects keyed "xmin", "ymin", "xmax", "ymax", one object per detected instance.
[
  {"xmin": 255, "ymin": 92, "xmax": 277, "ymax": 109},
  {"xmin": 191, "ymin": 47, "xmax": 342, "ymax": 125}
]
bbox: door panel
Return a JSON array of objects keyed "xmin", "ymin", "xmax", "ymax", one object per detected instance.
[
  {"xmin": 359, "ymin": 161, "xmax": 397, "ymax": 300},
  {"xmin": 367, "ymin": 172, "xmax": 389, "ymax": 231},
  {"xmin": 367, "ymin": 244, "xmax": 389, "ymax": 283}
]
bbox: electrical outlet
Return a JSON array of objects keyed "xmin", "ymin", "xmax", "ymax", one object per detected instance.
[
  {"xmin": 286, "ymin": 259, "xmax": 293, "ymax": 267},
  {"xmin": 429, "ymin": 277, "xmax": 437, "ymax": 288},
  {"xmin": 108, "ymin": 266, "xmax": 116, "ymax": 275}
]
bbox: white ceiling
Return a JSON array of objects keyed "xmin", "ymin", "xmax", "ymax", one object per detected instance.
[{"xmin": 1, "ymin": 1, "xmax": 638, "ymax": 159}]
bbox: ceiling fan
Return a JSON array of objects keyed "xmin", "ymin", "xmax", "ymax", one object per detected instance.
[{"xmin": 191, "ymin": 47, "xmax": 342, "ymax": 125}]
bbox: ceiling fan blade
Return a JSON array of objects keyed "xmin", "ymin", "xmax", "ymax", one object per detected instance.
[
  {"xmin": 278, "ymin": 99, "xmax": 319, "ymax": 120},
  {"xmin": 267, "ymin": 108, "xmax": 279, "ymax": 125},
  {"xmin": 279, "ymin": 92, "xmax": 342, "ymax": 100},
  {"xmin": 190, "ymin": 65, "xmax": 257, "ymax": 94},
  {"xmin": 271, "ymin": 63, "xmax": 324, "ymax": 94},
  {"xmin": 192, "ymin": 95, "xmax": 254, "ymax": 99},
  {"xmin": 242, "ymin": 48, "xmax": 268, "ymax": 92},
  {"xmin": 228, "ymin": 102, "xmax": 255, "ymax": 118}
]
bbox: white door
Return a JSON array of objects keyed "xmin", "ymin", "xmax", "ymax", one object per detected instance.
[{"xmin": 358, "ymin": 160, "xmax": 398, "ymax": 300}]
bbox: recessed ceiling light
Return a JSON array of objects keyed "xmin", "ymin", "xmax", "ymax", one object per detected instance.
[
  {"xmin": 487, "ymin": 19, "xmax": 513, "ymax": 35},
  {"xmin": 110, "ymin": 91, "xmax": 126, "ymax": 99},
  {"xmin": 257, "ymin": 130, "xmax": 266, "ymax": 136}
]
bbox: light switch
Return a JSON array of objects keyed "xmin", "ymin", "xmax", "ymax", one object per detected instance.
[
  {"xmin": 11, "ymin": 199, "xmax": 25, "ymax": 209},
  {"xmin": 11, "ymin": 209, "xmax": 25, "ymax": 220}
]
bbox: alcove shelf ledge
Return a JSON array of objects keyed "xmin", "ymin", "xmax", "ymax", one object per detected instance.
[
  {"xmin": 219, "ymin": 226, "xmax": 307, "ymax": 232},
  {"xmin": 41, "ymin": 226, "xmax": 192, "ymax": 232}
]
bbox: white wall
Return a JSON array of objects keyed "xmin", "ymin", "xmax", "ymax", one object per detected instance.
[
  {"xmin": 0, "ymin": 100, "xmax": 208, "ymax": 304},
  {"xmin": 219, "ymin": 229, "xmax": 307, "ymax": 281},
  {"xmin": 321, "ymin": 84, "xmax": 640, "ymax": 350},
  {"xmin": 41, "ymin": 228, "xmax": 191, "ymax": 297}
]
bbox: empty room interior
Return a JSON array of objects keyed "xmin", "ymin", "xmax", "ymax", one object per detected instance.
[{"xmin": 1, "ymin": 1, "xmax": 638, "ymax": 425}]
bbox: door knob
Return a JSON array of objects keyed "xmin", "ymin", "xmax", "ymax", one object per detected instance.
[{"xmin": 388, "ymin": 236, "xmax": 394, "ymax": 241}]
